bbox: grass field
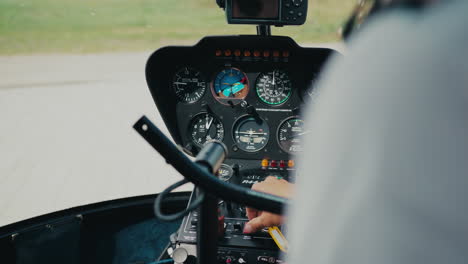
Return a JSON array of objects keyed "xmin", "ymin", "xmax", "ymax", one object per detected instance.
[{"xmin": 0, "ymin": 0, "xmax": 356, "ymax": 55}]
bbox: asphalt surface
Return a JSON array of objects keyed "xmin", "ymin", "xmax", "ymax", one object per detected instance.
[
  {"xmin": 0, "ymin": 51, "xmax": 193, "ymax": 227},
  {"xmin": 0, "ymin": 43, "xmax": 344, "ymax": 227}
]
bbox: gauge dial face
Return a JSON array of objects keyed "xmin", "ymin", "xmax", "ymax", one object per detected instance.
[
  {"xmin": 173, "ymin": 67, "xmax": 206, "ymax": 103},
  {"xmin": 217, "ymin": 164, "xmax": 233, "ymax": 182},
  {"xmin": 234, "ymin": 116, "xmax": 270, "ymax": 152},
  {"xmin": 278, "ymin": 118, "xmax": 306, "ymax": 154},
  {"xmin": 256, "ymin": 70, "xmax": 292, "ymax": 105},
  {"xmin": 212, "ymin": 68, "xmax": 249, "ymax": 105},
  {"xmin": 301, "ymin": 72, "xmax": 319, "ymax": 102},
  {"xmin": 189, "ymin": 113, "xmax": 224, "ymax": 147}
]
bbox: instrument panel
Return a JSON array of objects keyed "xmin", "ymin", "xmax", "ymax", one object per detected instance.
[
  {"xmin": 146, "ymin": 35, "xmax": 336, "ymax": 161},
  {"xmin": 147, "ymin": 36, "xmax": 337, "ymax": 263}
]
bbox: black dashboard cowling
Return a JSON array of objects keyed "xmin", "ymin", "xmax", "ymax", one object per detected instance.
[{"xmin": 145, "ymin": 35, "xmax": 337, "ymax": 160}]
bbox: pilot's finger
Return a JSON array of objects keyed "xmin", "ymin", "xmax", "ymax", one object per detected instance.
[
  {"xmin": 264, "ymin": 176, "xmax": 278, "ymax": 182},
  {"xmin": 243, "ymin": 214, "xmax": 275, "ymax": 234},
  {"xmin": 251, "ymin": 180, "xmax": 269, "ymax": 193},
  {"xmin": 246, "ymin": 206, "xmax": 258, "ymax": 220}
]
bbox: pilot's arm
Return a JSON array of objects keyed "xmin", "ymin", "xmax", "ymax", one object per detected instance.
[
  {"xmin": 243, "ymin": 176, "xmax": 293, "ymax": 233},
  {"xmin": 248, "ymin": 1, "xmax": 468, "ymax": 263},
  {"xmin": 287, "ymin": 1, "xmax": 468, "ymax": 264}
]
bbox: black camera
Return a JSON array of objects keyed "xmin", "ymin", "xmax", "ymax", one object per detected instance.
[{"xmin": 220, "ymin": 0, "xmax": 308, "ymax": 26}]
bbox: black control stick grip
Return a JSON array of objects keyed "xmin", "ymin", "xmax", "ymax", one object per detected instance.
[
  {"xmin": 133, "ymin": 116, "xmax": 288, "ymax": 214},
  {"xmin": 195, "ymin": 140, "xmax": 227, "ymax": 174}
]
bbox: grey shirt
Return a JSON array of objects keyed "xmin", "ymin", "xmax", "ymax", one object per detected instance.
[{"xmin": 288, "ymin": 1, "xmax": 468, "ymax": 264}]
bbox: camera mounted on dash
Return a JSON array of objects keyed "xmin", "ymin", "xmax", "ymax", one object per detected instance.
[{"xmin": 217, "ymin": 0, "xmax": 308, "ymax": 27}]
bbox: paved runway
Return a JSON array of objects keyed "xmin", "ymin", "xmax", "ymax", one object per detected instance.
[{"xmin": 0, "ymin": 51, "xmax": 194, "ymax": 226}]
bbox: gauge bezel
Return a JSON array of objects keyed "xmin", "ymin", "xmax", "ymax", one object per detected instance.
[
  {"xmin": 188, "ymin": 112, "xmax": 225, "ymax": 148},
  {"xmin": 255, "ymin": 70, "xmax": 293, "ymax": 106},
  {"xmin": 300, "ymin": 71, "xmax": 319, "ymax": 103},
  {"xmin": 277, "ymin": 116, "xmax": 304, "ymax": 154},
  {"xmin": 232, "ymin": 115, "xmax": 270, "ymax": 153},
  {"xmin": 211, "ymin": 67, "xmax": 250, "ymax": 106},
  {"xmin": 172, "ymin": 66, "xmax": 207, "ymax": 104},
  {"xmin": 217, "ymin": 164, "xmax": 234, "ymax": 182}
]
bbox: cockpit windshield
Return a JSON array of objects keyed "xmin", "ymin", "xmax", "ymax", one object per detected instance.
[{"xmin": 0, "ymin": 0, "xmax": 355, "ymax": 226}]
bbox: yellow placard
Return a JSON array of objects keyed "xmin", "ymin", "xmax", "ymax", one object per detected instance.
[{"xmin": 268, "ymin": 226, "xmax": 289, "ymax": 253}]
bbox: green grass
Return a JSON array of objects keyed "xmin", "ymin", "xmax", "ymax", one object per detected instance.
[{"xmin": 0, "ymin": 0, "xmax": 357, "ymax": 55}]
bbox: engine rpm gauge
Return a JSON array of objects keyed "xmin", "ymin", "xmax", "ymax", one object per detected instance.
[
  {"xmin": 212, "ymin": 68, "xmax": 249, "ymax": 105},
  {"xmin": 173, "ymin": 67, "xmax": 206, "ymax": 103},
  {"xmin": 189, "ymin": 113, "xmax": 224, "ymax": 147},
  {"xmin": 278, "ymin": 117, "xmax": 307, "ymax": 154},
  {"xmin": 256, "ymin": 70, "xmax": 292, "ymax": 105},
  {"xmin": 233, "ymin": 116, "xmax": 270, "ymax": 152}
]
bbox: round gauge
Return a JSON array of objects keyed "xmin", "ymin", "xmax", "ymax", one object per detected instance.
[
  {"xmin": 173, "ymin": 67, "xmax": 206, "ymax": 103},
  {"xmin": 217, "ymin": 164, "xmax": 233, "ymax": 182},
  {"xmin": 256, "ymin": 70, "xmax": 292, "ymax": 105},
  {"xmin": 212, "ymin": 68, "xmax": 249, "ymax": 105},
  {"xmin": 305, "ymin": 85, "xmax": 315, "ymax": 98},
  {"xmin": 189, "ymin": 113, "xmax": 224, "ymax": 147},
  {"xmin": 233, "ymin": 116, "xmax": 270, "ymax": 153},
  {"xmin": 278, "ymin": 117, "xmax": 307, "ymax": 154},
  {"xmin": 301, "ymin": 72, "xmax": 319, "ymax": 102}
]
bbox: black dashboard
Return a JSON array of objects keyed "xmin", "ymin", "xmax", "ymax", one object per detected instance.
[
  {"xmin": 146, "ymin": 35, "xmax": 338, "ymax": 263},
  {"xmin": 146, "ymin": 35, "xmax": 335, "ymax": 164}
]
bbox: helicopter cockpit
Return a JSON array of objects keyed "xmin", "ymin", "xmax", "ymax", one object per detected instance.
[
  {"xmin": 134, "ymin": 1, "xmax": 338, "ymax": 263},
  {"xmin": 1, "ymin": 1, "xmax": 450, "ymax": 264}
]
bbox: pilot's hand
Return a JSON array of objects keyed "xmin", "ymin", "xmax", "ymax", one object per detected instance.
[{"xmin": 243, "ymin": 176, "xmax": 293, "ymax": 234}]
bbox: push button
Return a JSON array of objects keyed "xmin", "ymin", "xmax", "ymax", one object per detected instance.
[{"xmin": 233, "ymin": 223, "xmax": 243, "ymax": 232}]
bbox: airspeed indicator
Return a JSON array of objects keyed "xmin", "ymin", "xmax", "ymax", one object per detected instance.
[{"xmin": 256, "ymin": 70, "xmax": 292, "ymax": 105}]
